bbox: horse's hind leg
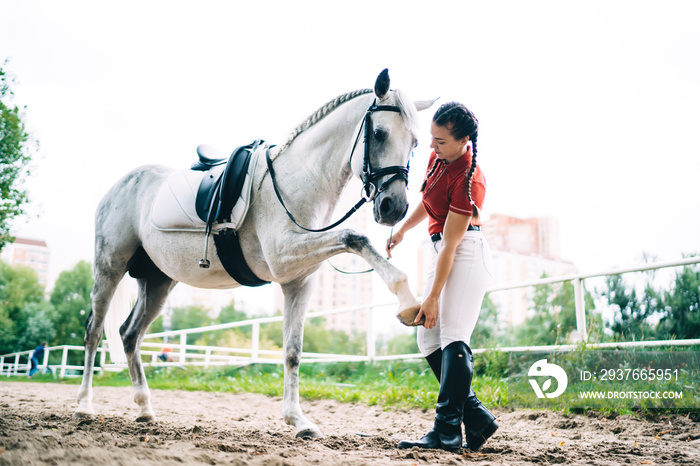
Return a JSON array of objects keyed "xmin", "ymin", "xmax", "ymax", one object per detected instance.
[
  {"xmin": 120, "ymin": 267, "xmax": 176, "ymax": 422},
  {"xmin": 75, "ymin": 265, "xmax": 126, "ymax": 418},
  {"xmin": 280, "ymin": 277, "xmax": 322, "ymax": 438}
]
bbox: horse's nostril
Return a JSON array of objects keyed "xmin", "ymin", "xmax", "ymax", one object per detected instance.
[{"xmin": 379, "ymin": 197, "xmax": 393, "ymax": 216}]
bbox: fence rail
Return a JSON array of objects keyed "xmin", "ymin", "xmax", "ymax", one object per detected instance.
[{"xmin": 2, "ymin": 256, "xmax": 699, "ymax": 379}]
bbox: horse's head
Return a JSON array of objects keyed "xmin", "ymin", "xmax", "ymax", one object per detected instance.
[{"xmin": 351, "ymin": 69, "xmax": 437, "ymax": 226}]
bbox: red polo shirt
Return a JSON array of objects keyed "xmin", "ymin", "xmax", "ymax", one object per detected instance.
[{"xmin": 421, "ymin": 150, "xmax": 485, "ymax": 236}]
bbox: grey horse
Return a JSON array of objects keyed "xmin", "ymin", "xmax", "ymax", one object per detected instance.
[{"xmin": 75, "ymin": 69, "xmax": 434, "ymax": 438}]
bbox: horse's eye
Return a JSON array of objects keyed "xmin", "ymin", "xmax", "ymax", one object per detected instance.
[{"xmin": 374, "ymin": 129, "xmax": 387, "ymax": 142}]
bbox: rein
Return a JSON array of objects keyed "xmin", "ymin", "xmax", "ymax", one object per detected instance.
[{"xmin": 266, "ymin": 100, "xmax": 410, "ymax": 233}]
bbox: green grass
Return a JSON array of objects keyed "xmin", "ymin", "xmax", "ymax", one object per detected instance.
[{"xmin": 17, "ymin": 348, "xmax": 699, "ymax": 417}]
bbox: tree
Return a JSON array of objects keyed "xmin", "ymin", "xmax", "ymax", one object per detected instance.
[
  {"xmin": 15, "ymin": 301, "xmax": 56, "ymax": 350},
  {"xmin": 0, "ymin": 260, "xmax": 44, "ymax": 354},
  {"xmin": 657, "ymin": 263, "xmax": 700, "ymax": 340},
  {"xmin": 216, "ymin": 301, "xmax": 248, "ymax": 326},
  {"xmin": 514, "ymin": 275, "xmax": 597, "ymax": 346},
  {"xmin": 170, "ymin": 305, "xmax": 212, "ymax": 331},
  {"xmin": 50, "ymin": 261, "xmax": 93, "ymax": 347},
  {"xmin": 0, "ymin": 61, "xmax": 37, "ymax": 249},
  {"xmin": 604, "ymin": 274, "xmax": 657, "ymax": 340},
  {"xmin": 471, "ymin": 293, "xmax": 499, "ymax": 349},
  {"xmin": 301, "ymin": 317, "xmax": 366, "ymax": 355}
]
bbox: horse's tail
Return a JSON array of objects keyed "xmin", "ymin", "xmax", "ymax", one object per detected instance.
[{"xmin": 103, "ymin": 277, "xmax": 135, "ymax": 365}]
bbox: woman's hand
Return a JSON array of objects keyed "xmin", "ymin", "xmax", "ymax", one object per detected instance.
[
  {"xmin": 386, "ymin": 229, "xmax": 404, "ymax": 259},
  {"xmin": 385, "ymin": 203, "xmax": 428, "ymax": 259},
  {"xmin": 415, "ymin": 294, "xmax": 439, "ymax": 329}
]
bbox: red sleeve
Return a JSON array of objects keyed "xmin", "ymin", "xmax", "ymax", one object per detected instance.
[
  {"xmin": 447, "ymin": 177, "xmax": 473, "ymax": 216},
  {"xmin": 447, "ymin": 171, "xmax": 485, "ymax": 217}
]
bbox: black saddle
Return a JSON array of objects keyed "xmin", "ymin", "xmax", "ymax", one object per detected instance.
[
  {"xmin": 192, "ymin": 139, "xmax": 270, "ymax": 288},
  {"xmin": 191, "ymin": 144, "xmax": 229, "ymax": 171},
  {"xmin": 194, "ymin": 140, "xmax": 263, "ymax": 226}
]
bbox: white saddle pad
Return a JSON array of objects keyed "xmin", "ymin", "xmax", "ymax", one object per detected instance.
[{"xmin": 150, "ymin": 151, "xmax": 259, "ymax": 233}]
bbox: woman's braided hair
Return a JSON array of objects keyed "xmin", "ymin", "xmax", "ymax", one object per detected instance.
[{"xmin": 423, "ymin": 101, "xmax": 481, "ymax": 220}]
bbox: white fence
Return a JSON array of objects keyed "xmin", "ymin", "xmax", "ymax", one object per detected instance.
[{"xmin": 3, "ymin": 256, "xmax": 700, "ymax": 379}]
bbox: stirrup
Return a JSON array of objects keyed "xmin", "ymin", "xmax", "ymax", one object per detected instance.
[{"xmin": 199, "ymin": 232, "xmax": 211, "ymax": 268}]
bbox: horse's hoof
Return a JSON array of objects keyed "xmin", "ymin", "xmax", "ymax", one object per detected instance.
[
  {"xmin": 396, "ymin": 305, "xmax": 423, "ymax": 327},
  {"xmin": 295, "ymin": 427, "xmax": 323, "ymax": 439},
  {"xmin": 73, "ymin": 411, "xmax": 93, "ymax": 419},
  {"xmin": 136, "ymin": 414, "xmax": 156, "ymax": 423}
]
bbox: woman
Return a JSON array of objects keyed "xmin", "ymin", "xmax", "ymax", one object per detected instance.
[{"xmin": 387, "ymin": 102, "xmax": 498, "ymax": 452}]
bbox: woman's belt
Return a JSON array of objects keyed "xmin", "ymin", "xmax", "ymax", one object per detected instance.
[{"xmin": 430, "ymin": 225, "xmax": 481, "ymax": 242}]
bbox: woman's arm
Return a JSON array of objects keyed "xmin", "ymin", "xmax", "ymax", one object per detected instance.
[
  {"xmin": 414, "ymin": 210, "xmax": 471, "ymax": 328},
  {"xmin": 386, "ymin": 202, "xmax": 428, "ymax": 258}
]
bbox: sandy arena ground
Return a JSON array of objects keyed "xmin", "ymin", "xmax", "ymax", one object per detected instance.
[{"xmin": 1, "ymin": 381, "xmax": 699, "ymax": 465}]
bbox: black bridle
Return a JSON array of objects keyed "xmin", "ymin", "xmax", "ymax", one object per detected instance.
[
  {"xmin": 266, "ymin": 100, "xmax": 411, "ymax": 233},
  {"xmin": 356, "ymin": 101, "xmax": 410, "ymax": 201}
]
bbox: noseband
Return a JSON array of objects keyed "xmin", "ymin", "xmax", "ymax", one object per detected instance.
[{"xmin": 266, "ymin": 100, "xmax": 411, "ymax": 233}]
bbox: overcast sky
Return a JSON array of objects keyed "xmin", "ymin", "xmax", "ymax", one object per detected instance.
[{"xmin": 2, "ymin": 1, "xmax": 699, "ymax": 303}]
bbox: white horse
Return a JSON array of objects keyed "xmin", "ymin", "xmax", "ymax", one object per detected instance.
[{"xmin": 75, "ymin": 69, "xmax": 434, "ymax": 438}]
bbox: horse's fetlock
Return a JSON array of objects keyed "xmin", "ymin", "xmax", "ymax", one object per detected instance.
[
  {"xmin": 388, "ymin": 270, "xmax": 408, "ymax": 294},
  {"xmin": 134, "ymin": 391, "xmax": 150, "ymax": 407}
]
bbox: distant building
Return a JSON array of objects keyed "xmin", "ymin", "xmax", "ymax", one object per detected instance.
[
  {"xmin": 483, "ymin": 214, "xmax": 577, "ymax": 326},
  {"xmin": 1, "ymin": 237, "xmax": 51, "ymax": 287},
  {"xmin": 484, "ymin": 214, "xmax": 561, "ymax": 258}
]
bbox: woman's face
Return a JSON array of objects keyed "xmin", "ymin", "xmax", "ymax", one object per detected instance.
[{"xmin": 430, "ymin": 122, "xmax": 469, "ymax": 164}]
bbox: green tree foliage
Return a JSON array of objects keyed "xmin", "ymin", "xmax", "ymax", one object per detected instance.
[
  {"xmin": 514, "ymin": 276, "xmax": 598, "ymax": 346},
  {"xmin": 15, "ymin": 301, "xmax": 56, "ymax": 349},
  {"xmin": 0, "ymin": 260, "xmax": 44, "ymax": 353},
  {"xmin": 216, "ymin": 302, "xmax": 248, "ymax": 326},
  {"xmin": 0, "ymin": 61, "xmax": 37, "ymax": 249},
  {"xmin": 377, "ymin": 330, "xmax": 419, "ymax": 356},
  {"xmin": 657, "ymin": 262, "xmax": 700, "ymax": 340},
  {"xmin": 255, "ymin": 313, "xmax": 366, "ymax": 355},
  {"xmin": 170, "ymin": 305, "xmax": 212, "ymax": 330},
  {"xmin": 50, "ymin": 261, "xmax": 93, "ymax": 347},
  {"xmin": 302, "ymin": 317, "xmax": 366, "ymax": 355},
  {"xmin": 604, "ymin": 274, "xmax": 658, "ymax": 340},
  {"xmin": 471, "ymin": 293, "xmax": 499, "ymax": 348},
  {"xmin": 169, "ymin": 304, "xmax": 212, "ymax": 343}
]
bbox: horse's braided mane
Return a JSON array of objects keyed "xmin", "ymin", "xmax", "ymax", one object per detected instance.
[
  {"xmin": 271, "ymin": 88, "xmax": 374, "ymax": 159},
  {"xmin": 253, "ymin": 88, "xmax": 374, "ymax": 196}
]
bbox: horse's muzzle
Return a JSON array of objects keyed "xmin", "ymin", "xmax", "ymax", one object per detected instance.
[{"xmin": 374, "ymin": 192, "xmax": 409, "ymax": 226}]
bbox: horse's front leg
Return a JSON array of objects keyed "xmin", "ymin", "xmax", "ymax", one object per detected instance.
[
  {"xmin": 276, "ymin": 229, "xmax": 420, "ymax": 325},
  {"xmin": 337, "ymin": 229, "xmax": 421, "ymax": 325},
  {"xmin": 280, "ymin": 277, "xmax": 322, "ymax": 438}
]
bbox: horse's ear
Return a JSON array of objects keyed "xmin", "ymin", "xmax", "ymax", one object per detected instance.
[
  {"xmin": 414, "ymin": 98, "xmax": 439, "ymax": 112},
  {"xmin": 374, "ymin": 69, "xmax": 390, "ymax": 99}
]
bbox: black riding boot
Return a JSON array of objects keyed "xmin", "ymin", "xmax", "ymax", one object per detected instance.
[
  {"xmin": 398, "ymin": 341, "xmax": 471, "ymax": 452},
  {"xmin": 422, "ymin": 347, "xmax": 499, "ymax": 451}
]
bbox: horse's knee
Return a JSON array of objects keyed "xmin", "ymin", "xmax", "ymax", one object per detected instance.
[
  {"xmin": 286, "ymin": 353, "xmax": 301, "ymax": 371},
  {"xmin": 340, "ymin": 229, "xmax": 369, "ymax": 253},
  {"xmin": 285, "ymin": 340, "xmax": 302, "ymax": 371},
  {"xmin": 83, "ymin": 311, "xmax": 105, "ymax": 347}
]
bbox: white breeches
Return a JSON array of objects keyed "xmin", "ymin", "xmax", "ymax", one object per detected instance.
[{"xmin": 417, "ymin": 231, "xmax": 494, "ymax": 356}]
